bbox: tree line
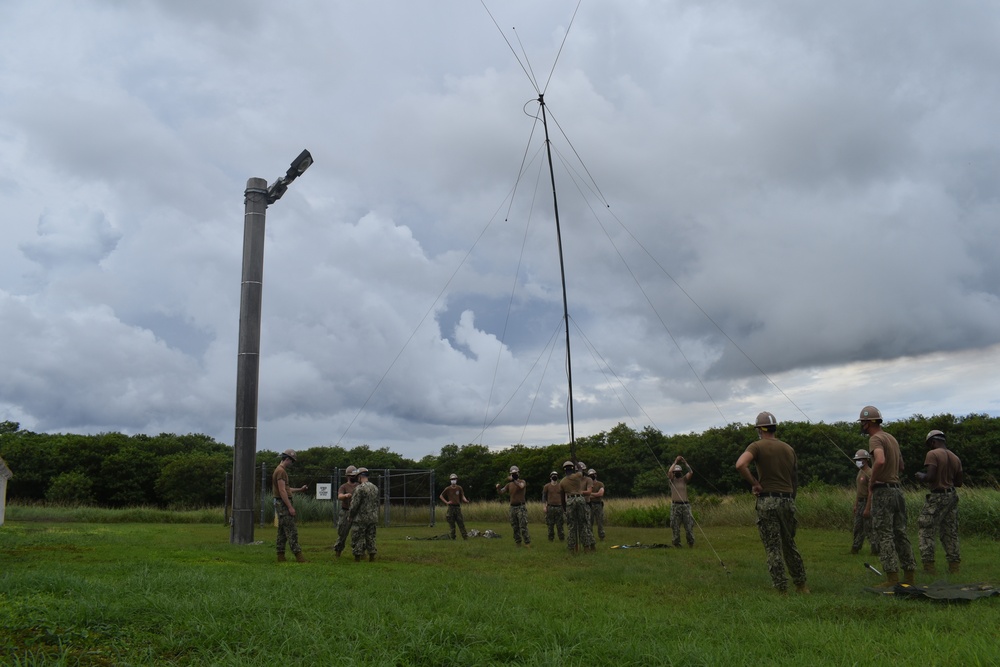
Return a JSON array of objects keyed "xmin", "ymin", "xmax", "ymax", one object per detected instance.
[{"xmin": 1, "ymin": 413, "xmax": 996, "ymax": 508}]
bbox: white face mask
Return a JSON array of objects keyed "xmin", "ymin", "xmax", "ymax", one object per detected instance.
[
  {"xmin": 450, "ymin": 480, "xmax": 457, "ymax": 486},
  {"xmin": 855, "ymin": 460, "xmax": 864, "ymax": 469}
]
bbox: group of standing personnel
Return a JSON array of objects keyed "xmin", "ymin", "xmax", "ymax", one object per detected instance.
[
  {"xmin": 271, "ymin": 404, "xmax": 965, "ymax": 592},
  {"xmin": 272, "ymin": 453, "xmax": 380, "ymax": 564},
  {"xmin": 733, "ymin": 405, "xmax": 964, "ymax": 594}
]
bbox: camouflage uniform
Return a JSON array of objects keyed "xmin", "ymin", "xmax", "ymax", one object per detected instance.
[
  {"xmin": 498, "ymin": 477, "xmax": 531, "ymax": 546},
  {"xmin": 851, "ymin": 464, "xmax": 876, "ymax": 555},
  {"xmin": 755, "ymin": 495, "xmax": 807, "ymax": 591},
  {"xmin": 542, "ymin": 479, "xmax": 565, "ymax": 541},
  {"xmin": 670, "ymin": 503, "xmax": 695, "ymax": 548},
  {"xmin": 918, "ymin": 491, "xmax": 960, "ymax": 565},
  {"xmin": 274, "ymin": 500, "xmax": 301, "ymax": 556},
  {"xmin": 868, "ymin": 431, "xmax": 916, "ymax": 575},
  {"xmin": 870, "ymin": 487, "xmax": 916, "ymax": 573},
  {"xmin": 560, "ymin": 471, "xmax": 596, "ymax": 552},
  {"xmin": 349, "ymin": 479, "xmax": 380, "ymax": 558},
  {"xmin": 589, "ymin": 477, "xmax": 606, "ymax": 541},
  {"xmin": 333, "ymin": 478, "xmax": 358, "ymax": 555},
  {"xmin": 917, "ymin": 444, "xmax": 962, "ymax": 567}
]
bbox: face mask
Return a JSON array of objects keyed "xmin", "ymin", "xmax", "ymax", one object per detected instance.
[
  {"xmin": 511, "ymin": 473, "xmax": 519, "ymax": 480},
  {"xmin": 550, "ymin": 476, "xmax": 558, "ymax": 482},
  {"xmin": 855, "ymin": 460, "xmax": 864, "ymax": 469},
  {"xmin": 450, "ymin": 480, "xmax": 457, "ymax": 486}
]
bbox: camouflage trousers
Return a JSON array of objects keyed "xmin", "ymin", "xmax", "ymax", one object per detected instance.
[
  {"xmin": 565, "ymin": 496, "xmax": 595, "ymax": 551},
  {"xmin": 670, "ymin": 502, "xmax": 695, "ymax": 547},
  {"xmin": 755, "ymin": 496, "xmax": 807, "ymax": 591},
  {"xmin": 917, "ymin": 491, "xmax": 960, "ymax": 565},
  {"xmin": 871, "ymin": 486, "xmax": 916, "ymax": 573},
  {"xmin": 589, "ymin": 502, "xmax": 606, "ymax": 540},
  {"xmin": 545, "ymin": 505, "xmax": 565, "ymax": 541},
  {"xmin": 351, "ymin": 522, "xmax": 377, "ymax": 557},
  {"xmin": 446, "ymin": 504, "xmax": 467, "ymax": 539},
  {"xmin": 508, "ymin": 504, "xmax": 531, "ymax": 545},
  {"xmin": 274, "ymin": 500, "xmax": 301, "ymax": 555},
  {"xmin": 333, "ymin": 509, "xmax": 351, "ymax": 553},
  {"xmin": 851, "ymin": 498, "xmax": 876, "ymax": 554}
]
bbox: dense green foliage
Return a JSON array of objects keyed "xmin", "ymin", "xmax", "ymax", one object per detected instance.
[
  {"xmin": 2, "ymin": 522, "xmax": 999, "ymax": 665},
  {"xmin": 1, "ymin": 413, "xmax": 997, "ymax": 509}
]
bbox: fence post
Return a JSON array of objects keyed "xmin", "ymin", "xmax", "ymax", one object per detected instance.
[{"xmin": 260, "ymin": 462, "xmax": 267, "ymax": 528}]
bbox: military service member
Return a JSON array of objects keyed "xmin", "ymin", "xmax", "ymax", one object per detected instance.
[
  {"xmin": 542, "ymin": 471, "xmax": 565, "ymax": 541},
  {"xmin": 735, "ymin": 412, "xmax": 809, "ymax": 594},
  {"xmin": 850, "ymin": 450, "xmax": 876, "ymax": 556},
  {"xmin": 333, "ymin": 465, "xmax": 359, "ymax": 557},
  {"xmin": 496, "ymin": 465, "xmax": 531, "ymax": 547},
  {"xmin": 348, "ymin": 467, "xmax": 380, "ymax": 562},
  {"xmin": 587, "ymin": 469, "xmax": 606, "ymax": 541},
  {"xmin": 915, "ymin": 430, "xmax": 963, "ymax": 575},
  {"xmin": 559, "ymin": 461, "xmax": 596, "ymax": 553},
  {"xmin": 860, "ymin": 406, "xmax": 917, "ymax": 587},
  {"xmin": 669, "ymin": 456, "xmax": 695, "ymax": 548},
  {"xmin": 273, "ymin": 449, "xmax": 309, "ymax": 563},
  {"xmin": 439, "ymin": 473, "xmax": 470, "ymax": 540}
]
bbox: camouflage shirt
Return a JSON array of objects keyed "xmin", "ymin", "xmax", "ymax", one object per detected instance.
[{"xmin": 349, "ymin": 480, "xmax": 380, "ymax": 525}]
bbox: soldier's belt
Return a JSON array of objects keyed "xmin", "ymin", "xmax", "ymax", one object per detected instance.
[
  {"xmin": 672, "ymin": 501, "xmax": 690, "ymax": 505},
  {"xmin": 872, "ymin": 482, "xmax": 900, "ymax": 489},
  {"xmin": 930, "ymin": 487, "xmax": 956, "ymax": 493},
  {"xmin": 757, "ymin": 492, "xmax": 792, "ymax": 498},
  {"xmin": 509, "ymin": 502, "xmax": 525, "ymax": 506},
  {"xmin": 566, "ymin": 494, "xmax": 584, "ymax": 498}
]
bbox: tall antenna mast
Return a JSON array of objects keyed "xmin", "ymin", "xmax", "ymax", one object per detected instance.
[{"xmin": 538, "ymin": 93, "xmax": 577, "ymax": 462}]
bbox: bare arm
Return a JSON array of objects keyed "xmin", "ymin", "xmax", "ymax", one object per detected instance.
[{"xmin": 735, "ymin": 452, "xmax": 761, "ymax": 495}]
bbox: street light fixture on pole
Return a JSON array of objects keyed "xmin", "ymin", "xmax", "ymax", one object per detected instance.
[{"xmin": 231, "ymin": 149, "xmax": 313, "ymax": 545}]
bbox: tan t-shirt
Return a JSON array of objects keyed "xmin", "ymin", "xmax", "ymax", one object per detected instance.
[
  {"xmin": 337, "ymin": 480, "xmax": 358, "ymax": 510},
  {"xmin": 272, "ymin": 466, "xmax": 289, "ymax": 500},
  {"xmin": 500, "ymin": 480, "xmax": 527, "ymax": 504},
  {"xmin": 923, "ymin": 448, "xmax": 962, "ymax": 489},
  {"xmin": 559, "ymin": 472, "xmax": 587, "ymax": 496},
  {"xmin": 744, "ymin": 438, "xmax": 796, "ymax": 493},
  {"xmin": 589, "ymin": 480, "xmax": 604, "ymax": 503},
  {"xmin": 855, "ymin": 466, "xmax": 871, "ymax": 498},
  {"xmin": 440, "ymin": 484, "xmax": 465, "ymax": 504},
  {"xmin": 670, "ymin": 475, "xmax": 689, "ymax": 503},
  {"xmin": 869, "ymin": 431, "xmax": 902, "ymax": 485},
  {"xmin": 542, "ymin": 481, "xmax": 562, "ymax": 505}
]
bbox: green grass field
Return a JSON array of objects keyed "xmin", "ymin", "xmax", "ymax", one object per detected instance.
[{"xmin": 2, "ymin": 509, "xmax": 999, "ymax": 666}]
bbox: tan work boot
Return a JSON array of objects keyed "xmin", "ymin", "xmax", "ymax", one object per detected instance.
[
  {"xmin": 903, "ymin": 570, "xmax": 915, "ymax": 585},
  {"xmin": 277, "ymin": 552, "xmax": 286, "ymax": 563},
  {"xmin": 948, "ymin": 561, "xmax": 960, "ymax": 575},
  {"xmin": 874, "ymin": 571, "xmax": 899, "ymax": 588},
  {"xmin": 294, "ymin": 552, "xmax": 308, "ymax": 563},
  {"xmin": 795, "ymin": 583, "xmax": 811, "ymax": 594},
  {"xmin": 923, "ymin": 562, "xmax": 936, "ymax": 575}
]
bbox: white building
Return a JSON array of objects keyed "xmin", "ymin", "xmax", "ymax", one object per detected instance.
[{"xmin": 0, "ymin": 457, "xmax": 12, "ymax": 527}]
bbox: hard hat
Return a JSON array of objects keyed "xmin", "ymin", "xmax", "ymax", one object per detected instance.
[
  {"xmin": 280, "ymin": 449, "xmax": 297, "ymax": 462},
  {"xmin": 673, "ymin": 464, "xmax": 683, "ymax": 472},
  {"xmin": 858, "ymin": 406, "xmax": 883, "ymax": 422},
  {"xmin": 449, "ymin": 473, "xmax": 458, "ymax": 480},
  {"xmin": 550, "ymin": 471, "xmax": 559, "ymax": 477},
  {"xmin": 356, "ymin": 467, "xmax": 369, "ymax": 476},
  {"xmin": 562, "ymin": 460, "xmax": 575, "ymax": 468},
  {"xmin": 345, "ymin": 465, "xmax": 358, "ymax": 476},
  {"xmin": 576, "ymin": 461, "xmax": 587, "ymax": 472},
  {"xmin": 755, "ymin": 411, "xmax": 777, "ymax": 428},
  {"xmin": 587, "ymin": 468, "xmax": 596, "ymax": 476},
  {"xmin": 852, "ymin": 449, "xmax": 871, "ymax": 461},
  {"xmin": 926, "ymin": 429, "xmax": 946, "ymax": 443},
  {"xmin": 509, "ymin": 465, "xmax": 520, "ymax": 474}
]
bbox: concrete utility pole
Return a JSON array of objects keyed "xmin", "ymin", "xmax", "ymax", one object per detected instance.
[{"xmin": 231, "ymin": 150, "xmax": 313, "ymax": 545}]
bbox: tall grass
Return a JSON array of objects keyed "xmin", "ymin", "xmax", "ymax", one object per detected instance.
[{"xmin": 7, "ymin": 486, "xmax": 1000, "ymax": 538}]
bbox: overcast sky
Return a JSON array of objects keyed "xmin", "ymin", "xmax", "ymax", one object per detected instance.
[{"xmin": 2, "ymin": 1, "xmax": 998, "ymax": 460}]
